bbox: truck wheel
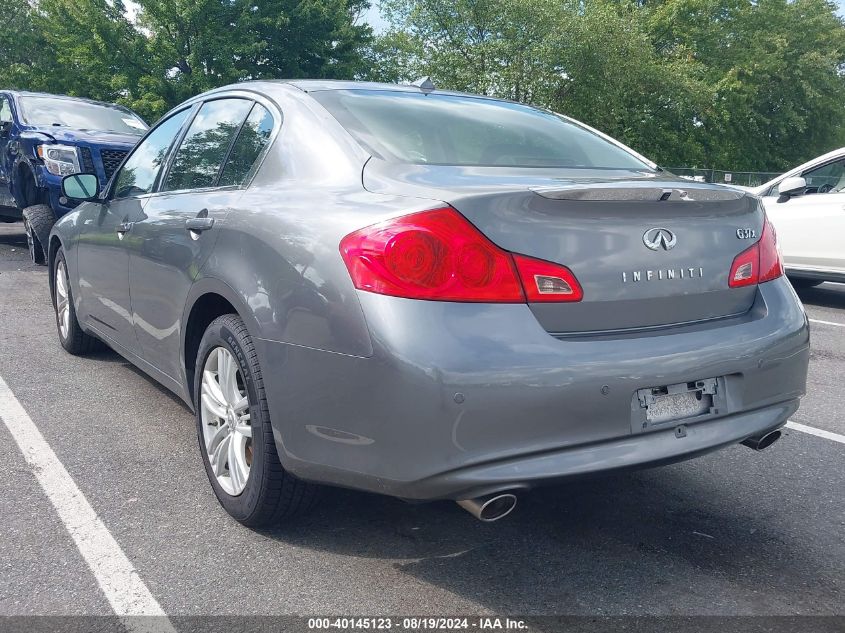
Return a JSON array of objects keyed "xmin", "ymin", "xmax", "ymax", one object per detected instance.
[
  {"xmin": 22, "ymin": 204, "xmax": 55, "ymax": 266},
  {"xmin": 194, "ymin": 314, "xmax": 319, "ymax": 526},
  {"xmin": 52, "ymin": 247, "xmax": 100, "ymax": 354}
]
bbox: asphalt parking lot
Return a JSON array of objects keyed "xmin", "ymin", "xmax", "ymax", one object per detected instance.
[{"xmin": 0, "ymin": 223, "xmax": 842, "ymax": 626}]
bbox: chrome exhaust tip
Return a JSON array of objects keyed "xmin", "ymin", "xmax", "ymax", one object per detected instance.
[
  {"xmin": 741, "ymin": 429, "xmax": 782, "ymax": 451},
  {"xmin": 457, "ymin": 493, "xmax": 517, "ymax": 522}
]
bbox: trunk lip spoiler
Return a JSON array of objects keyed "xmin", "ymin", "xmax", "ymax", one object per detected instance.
[{"xmin": 530, "ymin": 184, "xmax": 746, "ymax": 202}]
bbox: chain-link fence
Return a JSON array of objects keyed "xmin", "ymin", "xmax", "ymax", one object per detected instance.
[{"xmin": 667, "ymin": 168, "xmax": 781, "ymax": 188}]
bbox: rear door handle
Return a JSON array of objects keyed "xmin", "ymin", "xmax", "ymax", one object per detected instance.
[{"xmin": 185, "ymin": 217, "xmax": 214, "ymax": 232}]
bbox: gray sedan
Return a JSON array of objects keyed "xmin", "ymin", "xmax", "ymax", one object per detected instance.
[{"xmin": 49, "ymin": 81, "xmax": 810, "ymax": 525}]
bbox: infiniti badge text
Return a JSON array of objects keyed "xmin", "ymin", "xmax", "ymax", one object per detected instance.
[{"xmin": 622, "ymin": 267, "xmax": 705, "ymax": 283}]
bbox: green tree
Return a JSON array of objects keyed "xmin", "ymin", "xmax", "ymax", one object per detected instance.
[
  {"xmin": 371, "ymin": 0, "xmax": 711, "ymax": 165},
  {"xmin": 0, "ymin": 0, "xmax": 60, "ymax": 92},
  {"xmin": 643, "ymin": 0, "xmax": 845, "ymax": 170},
  {"xmin": 0, "ymin": 0, "xmax": 372, "ymax": 122},
  {"xmin": 134, "ymin": 0, "xmax": 373, "ymax": 114},
  {"xmin": 371, "ymin": 0, "xmax": 845, "ymax": 171},
  {"xmin": 0, "ymin": 0, "xmax": 158, "ymax": 119},
  {"xmin": 36, "ymin": 0, "xmax": 152, "ymax": 107}
]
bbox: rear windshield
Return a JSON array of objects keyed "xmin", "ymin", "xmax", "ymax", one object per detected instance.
[
  {"xmin": 311, "ymin": 89, "xmax": 652, "ymax": 170},
  {"xmin": 19, "ymin": 96, "xmax": 148, "ymax": 135}
]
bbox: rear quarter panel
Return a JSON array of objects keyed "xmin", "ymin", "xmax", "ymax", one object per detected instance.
[{"xmin": 190, "ymin": 86, "xmax": 444, "ymax": 358}]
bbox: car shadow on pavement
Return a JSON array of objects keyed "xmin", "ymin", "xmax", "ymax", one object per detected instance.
[
  {"xmin": 0, "ymin": 230, "xmax": 26, "ymax": 248},
  {"xmin": 117, "ymin": 357, "xmax": 192, "ymax": 408},
  {"xmin": 795, "ymin": 283, "xmax": 845, "ymax": 310},
  {"xmin": 257, "ymin": 457, "xmax": 834, "ymax": 614}
]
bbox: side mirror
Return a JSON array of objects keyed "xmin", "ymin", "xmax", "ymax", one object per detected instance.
[
  {"xmin": 62, "ymin": 173, "xmax": 100, "ymax": 201},
  {"xmin": 0, "ymin": 121, "xmax": 11, "ymax": 137},
  {"xmin": 777, "ymin": 176, "xmax": 807, "ymax": 198}
]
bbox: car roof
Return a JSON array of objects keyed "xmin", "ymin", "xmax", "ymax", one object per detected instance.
[
  {"xmin": 200, "ymin": 79, "xmax": 505, "ymax": 103},
  {"xmin": 283, "ymin": 79, "xmax": 463, "ymax": 95}
]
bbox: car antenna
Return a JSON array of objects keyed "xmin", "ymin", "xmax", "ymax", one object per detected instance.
[{"xmin": 410, "ymin": 76, "xmax": 436, "ymax": 95}]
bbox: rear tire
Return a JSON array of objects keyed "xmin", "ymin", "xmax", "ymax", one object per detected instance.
[
  {"xmin": 22, "ymin": 204, "xmax": 54, "ymax": 266},
  {"xmin": 52, "ymin": 247, "xmax": 100, "ymax": 354},
  {"xmin": 194, "ymin": 314, "xmax": 318, "ymax": 527}
]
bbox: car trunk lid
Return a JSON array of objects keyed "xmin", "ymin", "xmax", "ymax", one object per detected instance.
[{"xmin": 364, "ymin": 161, "xmax": 762, "ymax": 333}]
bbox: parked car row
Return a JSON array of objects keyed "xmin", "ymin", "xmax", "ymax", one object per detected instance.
[{"xmin": 4, "ymin": 81, "xmax": 813, "ymax": 526}]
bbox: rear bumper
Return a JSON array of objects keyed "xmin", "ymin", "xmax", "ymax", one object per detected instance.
[
  {"xmin": 258, "ymin": 277, "xmax": 809, "ymax": 500},
  {"xmin": 388, "ymin": 399, "xmax": 797, "ymax": 500}
]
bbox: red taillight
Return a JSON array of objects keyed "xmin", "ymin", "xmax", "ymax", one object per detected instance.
[
  {"xmin": 728, "ymin": 217, "xmax": 783, "ymax": 288},
  {"xmin": 340, "ymin": 207, "xmax": 583, "ymax": 303},
  {"xmin": 340, "ymin": 208, "xmax": 524, "ymax": 302},
  {"xmin": 758, "ymin": 218, "xmax": 784, "ymax": 283}
]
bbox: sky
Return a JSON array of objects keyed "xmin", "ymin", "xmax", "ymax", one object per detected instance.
[{"xmin": 363, "ymin": 3, "xmax": 388, "ymax": 33}]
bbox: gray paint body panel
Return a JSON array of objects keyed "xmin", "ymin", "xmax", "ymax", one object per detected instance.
[
  {"xmin": 258, "ymin": 278, "xmax": 808, "ymax": 499},
  {"xmin": 49, "ymin": 80, "xmax": 810, "ymax": 502}
]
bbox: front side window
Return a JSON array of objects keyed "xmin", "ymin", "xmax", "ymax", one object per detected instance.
[
  {"xmin": 162, "ymin": 98, "xmax": 253, "ymax": 192},
  {"xmin": 112, "ymin": 109, "xmax": 191, "ymax": 200},
  {"xmin": 218, "ymin": 104, "xmax": 274, "ymax": 187},
  {"xmin": 802, "ymin": 159, "xmax": 845, "ymax": 194},
  {"xmin": 19, "ymin": 96, "xmax": 147, "ymax": 135},
  {"xmin": 311, "ymin": 90, "xmax": 653, "ymax": 170},
  {"xmin": 0, "ymin": 97, "xmax": 11, "ymax": 123}
]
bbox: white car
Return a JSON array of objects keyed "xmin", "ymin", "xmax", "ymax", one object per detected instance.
[{"xmin": 743, "ymin": 147, "xmax": 845, "ymax": 286}]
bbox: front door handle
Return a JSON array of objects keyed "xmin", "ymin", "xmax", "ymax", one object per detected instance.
[
  {"xmin": 185, "ymin": 217, "xmax": 214, "ymax": 232},
  {"xmin": 116, "ymin": 222, "xmax": 132, "ymax": 240}
]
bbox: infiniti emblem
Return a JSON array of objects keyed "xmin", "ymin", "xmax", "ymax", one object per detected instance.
[{"xmin": 643, "ymin": 227, "xmax": 677, "ymax": 251}]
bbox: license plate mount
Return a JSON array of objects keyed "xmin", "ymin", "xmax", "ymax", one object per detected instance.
[{"xmin": 633, "ymin": 377, "xmax": 721, "ymax": 430}]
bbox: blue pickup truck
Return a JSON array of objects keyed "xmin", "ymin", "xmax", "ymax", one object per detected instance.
[{"xmin": 0, "ymin": 90, "xmax": 147, "ymax": 263}]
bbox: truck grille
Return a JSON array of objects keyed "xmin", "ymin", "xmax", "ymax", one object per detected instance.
[
  {"xmin": 79, "ymin": 148, "xmax": 95, "ymax": 173},
  {"xmin": 100, "ymin": 150, "xmax": 128, "ymax": 180}
]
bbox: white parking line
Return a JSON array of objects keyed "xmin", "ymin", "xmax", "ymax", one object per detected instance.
[
  {"xmin": 786, "ymin": 421, "xmax": 845, "ymax": 445},
  {"xmin": 0, "ymin": 375, "xmax": 174, "ymax": 633},
  {"xmin": 809, "ymin": 318, "xmax": 845, "ymax": 328}
]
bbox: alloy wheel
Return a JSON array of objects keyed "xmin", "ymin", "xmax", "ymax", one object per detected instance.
[
  {"xmin": 200, "ymin": 346, "xmax": 253, "ymax": 496},
  {"xmin": 55, "ymin": 260, "xmax": 70, "ymax": 340}
]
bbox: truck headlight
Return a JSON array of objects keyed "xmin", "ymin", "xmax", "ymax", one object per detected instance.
[{"xmin": 37, "ymin": 144, "xmax": 81, "ymax": 176}]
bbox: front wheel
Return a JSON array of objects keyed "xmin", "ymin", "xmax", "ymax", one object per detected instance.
[
  {"xmin": 52, "ymin": 247, "xmax": 100, "ymax": 354},
  {"xmin": 194, "ymin": 314, "xmax": 318, "ymax": 526}
]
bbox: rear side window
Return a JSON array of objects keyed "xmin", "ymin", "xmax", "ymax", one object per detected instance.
[
  {"xmin": 218, "ymin": 104, "xmax": 274, "ymax": 187},
  {"xmin": 113, "ymin": 108, "xmax": 190, "ymax": 199},
  {"xmin": 312, "ymin": 90, "xmax": 652, "ymax": 170},
  {"xmin": 162, "ymin": 98, "xmax": 253, "ymax": 192}
]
